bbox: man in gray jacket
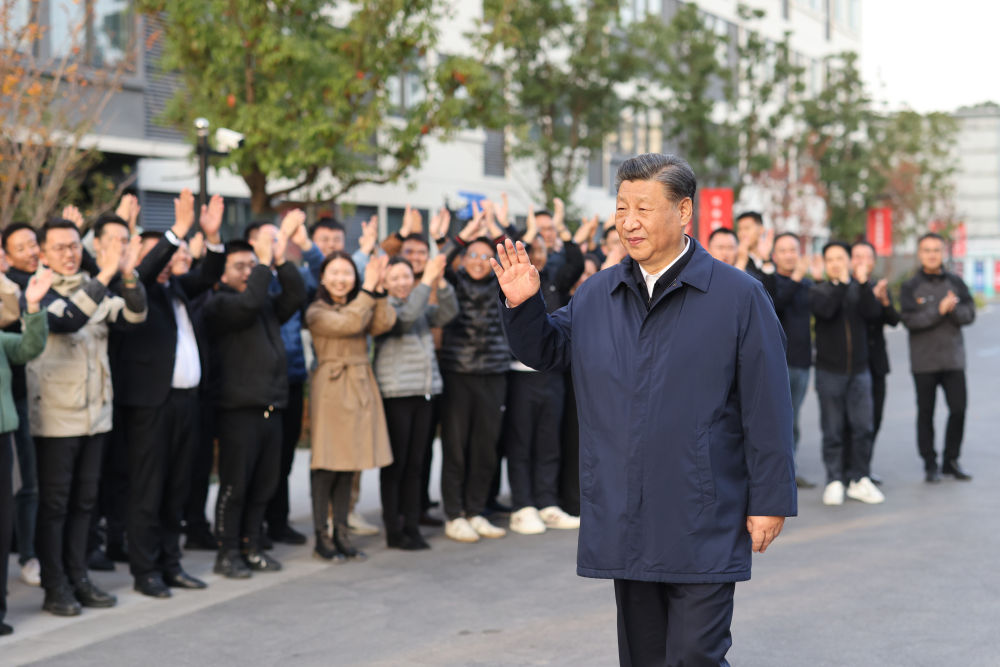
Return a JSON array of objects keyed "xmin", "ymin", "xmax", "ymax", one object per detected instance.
[{"xmin": 899, "ymin": 232, "xmax": 976, "ymax": 482}]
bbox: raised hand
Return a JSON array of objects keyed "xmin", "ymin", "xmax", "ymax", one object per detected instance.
[
  {"xmin": 792, "ymin": 253, "xmax": 810, "ymax": 282},
  {"xmin": 491, "ymin": 239, "xmax": 540, "ymax": 308},
  {"xmin": 939, "ymin": 290, "xmax": 958, "ymax": 315},
  {"xmin": 61, "ymin": 205, "xmax": 85, "ymax": 230},
  {"xmin": 602, "ymin": 241, "xmax": 627, "ymax": 269},
  {"xmin": 199, "ymin": 194, "xmax": 225, "ymax": 243},
  {"xmin": 362, "ymin": 253, "xmax": 388, "ymax": 292},
  {"xmin": 458, "ymin": 207, "xmax": 484, "ymax": 242},
  {"xmin": 400, "ymin": 205, "xmax": 414, "ymax": 237},
  {"xmin": 757, "ymin": 228, "xmax": 774, "ymax": 261},
  {"xmin": 482, "ymin": 200, "xmax": 502, "ymax": 238},
  {"xmin": 172, "ymin": 188, "xmax": 196, "ymax": 239},
  {"xmin": 809, "ymin": 253, "xmax": 825, "ymax": 281},
  {"xmin": 873, "ymin": 278, "xmax": 890, "ymax": 306},
  {"xmin": 496, "ymin": 192, "xmax": 510, "ymax": 228},
  {"xmin": 274, "ymin": 226, "xmax": 289, "ymax": 265},
  {"xmin": 359, "ymin": 215, "xmax": 378, "ymax": 255},
  {"xmin": 603, "ymin": 211, "xmax": 615, "ymax": 231},
  {"xmin": 280, "ymin": 209, "xmax": 306, "ymax": 242},
  {"xmin": 574, "ymin": 214, "xmax": 599, "ymax": 246},
  {"xmin": 24, "ymin": 267, "xmax": 53, "ymax": 312},
  {"xmin": 407, "ymin": 206, "xmax": 423, "ymax": 235},
  {"xmin": 116, "ymin": 194, "xmax": 141, "ymax": 234},
  {"xmin": 853, "ymin": 260, "xmax": 871, "ymax": 286},
  {"xmin": 552, "ymin": 197, "xmax": 565, "ymax": 230},
  {"xmin": 421, "ymin": 254, "xmax": 448, "ymax": 287},
  {"xmin": 429, "ymin": 207, "xmax": 451, "ymax": 240},
  {"xmin": 522, "ymin": 205, "xmax": 538, "ymax": 243},
  {"xmin": 188, "ymin": 231, "xmax": 206, "ymax": 260},
  {"xmin": 121, "ymin": 235, "xmax": 142, "ymax": 276},
  {"xmin": 250, "ymin": 227, "xmax": 274, "ymax": 267},
  {"xmin": 96, "ymin": 233, "xmax": 125, "ymax": 284}
]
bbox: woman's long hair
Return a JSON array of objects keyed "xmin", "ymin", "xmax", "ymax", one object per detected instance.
[{"xmin": 316, "ymin": 251, "xmax": 361, "ymax": 305}]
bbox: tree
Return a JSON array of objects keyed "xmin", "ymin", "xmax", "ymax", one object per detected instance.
[
  {"xmin": 0, "ymin": 0, "xmax": 132, "ymax": 228},
  {"xmin": 477, "ymin": 0, "xmax": 647, "ymax": 208},
  {"xmin": 139, "ymin": 0, "xmax": 502, "ymax": 213},
  {"xmin": 798, "ymin": 52, "xmax": 873, "ymax": 240}
]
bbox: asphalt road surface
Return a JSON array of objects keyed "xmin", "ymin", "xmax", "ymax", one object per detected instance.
[{"xmin": 3, "ymin": 305, "xmax": 998, "ymax": 666}]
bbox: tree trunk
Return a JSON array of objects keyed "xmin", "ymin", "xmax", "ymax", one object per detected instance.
[{"xmin": 244, "ymin": 168, "xmax": 272, "ymax": 214}]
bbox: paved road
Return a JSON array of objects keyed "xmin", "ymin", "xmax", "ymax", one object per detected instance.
[{"xmin": 3, "ymin": 306, "xmax": 998, "ymax": 666}]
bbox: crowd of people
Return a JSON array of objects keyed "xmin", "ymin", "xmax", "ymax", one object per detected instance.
[
  {"xmin": 706, "ymin": 212, "xmax": 977, "ymax": 506},
  {"xmin": 0, "ymin": 183, "xmax": 977, "ymax": 637}
]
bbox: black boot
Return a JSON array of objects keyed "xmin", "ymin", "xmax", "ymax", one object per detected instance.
[
  {"xmin": 42, "ymin": 585, "xmax": 82, "ymax": 617},
  {"xmin": 942, "ymin": 459, "xmax": 972, "ymax": 481},
  {"xmin": 314, "ymin": 530, "xmax": 345, "ymax": 562},
  {"xmin": 403, "ymin": 525, "xmax": 431, "ymax": 550},
  {"xmin": 333, "ymin": 524, "xmax": 367, "ymax": 561}
]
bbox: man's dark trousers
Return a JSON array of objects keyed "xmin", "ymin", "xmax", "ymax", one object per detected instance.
[
  {"xmin": 125, "ymin": 388, "xmax": 198, "ymax": 578},
  {"xmin": 215, "ymin": 407, "xmax": 282, "ymax": 551},
  {"xmin": 439, "ymin": 372, "xmax": 505, "ymax": 520},
  {"xmin": 35, "ymin": 434, "xmax": 107, "ymax": 591},
  {"xmin": 815, "ymin": 368, "xmax": 874, "ymax": 483},
  {"xmin": 615, "ymin": 579, "xmax": 734, "ymax": 666},
  {"xmin": 1, "ymin": 434, "xmax": 13, "ymax": 625},
  {"xmin": 914, "ymin": 370, "xmax": 967, "ymax": 469},
  {"xmin": 504, "ymin": 370, "xmax": 564, "ymax": 510},
  {"xmin": 184, "ymin": 404, "xmax": 216, "ymax": 537},
  {"xmin": 265, "ymin": 381, "xmax": 303, "ymax": 536}
]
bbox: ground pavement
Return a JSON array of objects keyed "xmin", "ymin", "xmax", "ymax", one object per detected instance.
[{"xmin": 2, "ymin": 306, "xmax": 998, "ymax": 666}]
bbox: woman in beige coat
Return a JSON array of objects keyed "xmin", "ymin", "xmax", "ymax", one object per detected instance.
[{"xmin": 306, "ymin": 251, "xmax": 395, "ymax": 561}]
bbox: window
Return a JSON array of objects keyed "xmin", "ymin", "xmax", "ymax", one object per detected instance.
[
  {"xmin": 483, "ymin": 129, "xmax": 506, "ymax": 177},
  {"xmin": 49, "ymin": 0, "xmax": 134, "ymax": 68}
]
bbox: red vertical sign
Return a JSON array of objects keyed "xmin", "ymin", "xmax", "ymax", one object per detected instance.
[
  {"xmin": 952, "ymin": 223, "xmax": 967, "ymax": 258},
  {"xmin": 698, "ymin": 188, "xmax": 733, "ymax": 248},
  {"xmin": 993, "ymin": 260, "xmax": 1000, "ymax": 293},
  {"xmin": 866, "ymin": 208, "xmax": 893, "ymax": 256}
]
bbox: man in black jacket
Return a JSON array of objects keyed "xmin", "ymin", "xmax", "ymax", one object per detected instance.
[
  {"xmin": 899, "ymin": 233, "xmax": 976, "ymax": 482},
  {"xmin": 810, "ymin": 242, "xmax": 884, "ymax": 506},
  {"xmin": 111, "ymin": 189, "xmax": 225, "ymax": 597},
  {"xmin": 204, "ymin": 227, "xmax": 305, "ymax": 578}
]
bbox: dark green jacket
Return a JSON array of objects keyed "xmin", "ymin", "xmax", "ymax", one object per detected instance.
[{"xmin": 0, "ymin": 309, "xmax": 48, "ymax": 433}]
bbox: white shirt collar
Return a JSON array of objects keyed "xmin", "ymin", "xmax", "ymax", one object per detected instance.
[{"xmin": 638, "ymin": 237, "xmax": 690, "ymax": 299}]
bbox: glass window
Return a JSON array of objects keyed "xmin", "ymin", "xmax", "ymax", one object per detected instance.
[{"xmin": 48, "ymin": 0, "xmax": 133, "ymax": 67}]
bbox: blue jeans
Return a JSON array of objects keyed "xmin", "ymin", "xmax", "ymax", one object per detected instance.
[
  {"xmin": 815, "ymin": 368, "xmax": 873, "ymax": 484},
  {"xmin": 787, "ymin": 366, "xmax": 811, "ymax": 453},
  {"xmin": 13, "ymin": 397, "xmax": 38, "ymax": 564}
]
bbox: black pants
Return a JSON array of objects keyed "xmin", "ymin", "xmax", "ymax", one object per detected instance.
[
  {"xmin": 311, "ymin": 469, "xmax": 353, "ymax": 532},
  {"xmin": 124, "ymin": 389, "xmax": 198, "ymax": 579},
  {"xmin": 184, "ymin": 400, "xmax": 216, "ymax": 535},
  {"xmin": 440, "ymin": 372, "xmax": 506, "ymax": 520},
  {"xmin": 419, "ymin": 395, "xmax": 442, "ymax": 512},
  {"xmin": 214, "ymin": 407, "xmax": 282, "ymax": 552},
  {"xmin": 615, "ymin": 579, "xmax": 734, "ymax": 667},
  {"xmin": 35, "ymin": 433, "xmax": 107, "ymax": 591},
  {"xmin": 1, "ymin": 434, "xmax": 13, "ymax": 624},
  {"xmin": 87, "ymin": 411, "xmax": 128, "ymax": 555},
  {"xmin": 381, "ymin": 395, "xmax": 434, "ymax": 533},
  {"xmin": 914, "ymin": 370, "xmax": 967, "ymax": 469},
  {"xmin": 504, "ymin": 371, "xmax": 564, "ymax": 510},
  {"xmin": 871, "ymin": 371, "xmax": 887, "ymax": 443},
  {"xmin": 265, "ymin": 381, "xmax": 303, "ymax": 535},
  {"xmin": 559, "ymin": 372, "xmax": 580, "ymax": 516}
]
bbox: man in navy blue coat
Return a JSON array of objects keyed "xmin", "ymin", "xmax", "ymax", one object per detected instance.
[{"xmin": 494, "ymin": 153, "xmax": 797, "ymax": 666}]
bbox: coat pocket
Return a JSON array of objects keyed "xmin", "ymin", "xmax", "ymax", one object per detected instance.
[
  {"xmin": 694, "ymin": 427, "xmax": 717, "ymax": 511},
  {"xmin": 39, "ymin": 367, "xmax": 87, "ymax": 411}
]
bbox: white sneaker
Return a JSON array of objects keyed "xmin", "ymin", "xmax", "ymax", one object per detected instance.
[
  {"xmin": 538, "ymin": 505, "xmax": 581, "ymax": 529},
  {"xmin": 822, "ymin": 481, "xmax": 845, "ymax": 506},
  {"xmin": 444, "ymin": 517, "xmax": 480, "ymax": 543},
  {"xmin": 509, "ymin": 507, "xmax": 547, "ymax": 535},
  {"xmin": 846, "ymin": 477, "xmax": 885, "ymax": 504},
  {"xmin": 347, "ymin": 511, "xmax": 380, "ymax": 536},
  {"xmin": 468, "ymin": 515, "xmax": 506, "ymax": 539},
  {"xmin": 20, "ymin": 557, "xmax": 41, "ymax": 587}
]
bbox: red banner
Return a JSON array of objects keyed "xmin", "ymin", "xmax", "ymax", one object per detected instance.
[
  {"xmin": 994, "ymin": 260, "xmax": 1000, "ymax": 293},
  {"xmin": 952, "ymin": 223, "xmax": 967, "ymax": 258},
  {"xmin": 698, "ymin": 188, "xmax": 733, "ymax": 248},
  {"xmin": 866, "ymin": 208, "xmax": 893, "ymax": 256}
]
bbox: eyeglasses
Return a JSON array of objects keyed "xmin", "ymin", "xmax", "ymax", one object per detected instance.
[
  {"xmin": 230, "ymin": 261, "xmax": 256, "ymax": 272},
  {"xmin": 49, "ymin": 242, "xmax": 82, "ymax": 254},
  {"xmin": 466, "ymin": 252, "xmax": 492, "ymax": 260}
]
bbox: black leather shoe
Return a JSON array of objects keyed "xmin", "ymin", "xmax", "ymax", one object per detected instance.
[
  {"xmin": 42, "ymin": 587, "xmax": 82, "ymax": 617},
  {"xmin": 314, "ymin": 530, "xmax": 345, "ymax": 562},
  {"xmin": 214, "ymin": 550, "xmax": 252, "ymax": 579},
  {"xmin": 333, "ymin": 525, "xmax": 367, "ymax": 561},
  {"xmin": 942, "ymin": 459, "xmax": 972, "ymax": 480},
  {"xmin": 268, "ymin": 525, "xmax": 308, "ymax": 545},
  {"xmin": 925, "ymin": 467, "xmax": 942, "ymax": 483},
  {"xmin": 164, "ymin": 570, "xmax": 207, "ymax": 589},
  {"xmin": 403, "ymin": 526, "xmax": 431, "ymax": 550},
  {"xmin": 795, "ymin": 476, "xmax": 816, "ymax": 489},
  {"xmin": 184, "ymin": 528, "xmax": 218, "ymax": 551},
  {"xmin": 259, "ymin": 533, "xmax": 274, "ymax": 550},
  {"xmin": 73, "ymin": 578, "xmax": 117, "ymax": 608},
  {"xmin": 243, "ymin": 549, "xmax": 282, "ymax": 572},
  {"xmin": 0, "ymin": 621, "xmax": 12, "ymax": 636},
  {"xmin": 87, "ymin": 548, "xmax": 115, "ymax": 572},
  {"xmin": 134, "ymin": 574, "xmax": 172, "ymax": 598}
]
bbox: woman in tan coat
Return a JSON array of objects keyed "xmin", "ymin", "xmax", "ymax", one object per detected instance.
[{"xmin": 306, "ymin": 251, "xmax": 395, "ymax": 561}]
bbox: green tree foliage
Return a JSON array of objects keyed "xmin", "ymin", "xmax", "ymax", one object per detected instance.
[
  {"xmin": 477, "ymin": 0, "xmax": 646, "ymax": 207},
  {"xmin": 138, "ymin": 0, "xmax": 502, "ymax": 213}
]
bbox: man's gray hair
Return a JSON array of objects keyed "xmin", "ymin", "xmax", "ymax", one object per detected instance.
[{"xmin": 615, "ymin": 153, "xmax": 697, "ymax": 203}]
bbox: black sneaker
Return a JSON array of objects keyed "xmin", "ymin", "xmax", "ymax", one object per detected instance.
[
  {"xmin": 214, "ymin": 549, "xmax": 252, "ymax": 579},
  {"xmin": 243, "ymin": 549, "xmax": 282, "ymax": 572},
  {"xmin": 268, "ymin": 525, "xmax": 308, "ymax": 545},
  {"xmin": 73, "ymin": 578, "xmax": 117, "ymax": 608}
]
